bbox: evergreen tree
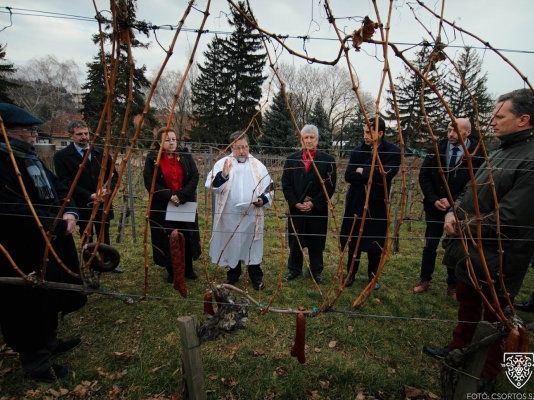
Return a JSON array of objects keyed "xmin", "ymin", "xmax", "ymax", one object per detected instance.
[
  {"xmin": 443, "ymin": 47, "xmax": 494, "ymax": 137},
  {"xmin": 385, "ymin": 45, "xmax": 445, "ymax": 150},
  {"xmin": 259, "ymin": 90, "xmax": 298, "ymax": 154},
  {"xmin": 81, "ymin": 0, "xmax": 157, "ymax": 147},
  {"xmin": 343, "ymin": 106, "xmax": 367, "ymax": 150},
  {"xmin": 190, "ymin": 1, "xmax": 266, "ymax": 144},
  {"xmin": 189, "ymin": 37, "xmax": 229, "ymax": 144},
  {"xmin": 308, "ymin": 99, "xmax": 332, "ymax": 151},
  {"xmin": 0, "ymin": 44, "xmax": 19, "ymax": 104}
]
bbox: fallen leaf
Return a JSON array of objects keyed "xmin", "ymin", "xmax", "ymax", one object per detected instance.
[
  {"xmin": 114, "ymin": 351, "xmax": 131, "ymax": 359},
  {"xmin": 71, "ymin": 384, "xmax": 88, "ymax": 397},
  {"xmin": 221, "ymin": 377, "xmax": 239, "ymax": 387},
  {"xmin": 356, "ymin": 391, "xmax": 366, "ymax": 400},
  {"xmin": 328, "ymin": 341, "xmax": 337, "ymax": 349},
  {"xmin": 319, "ymin": 380, "xmax": 330, "ymax": 389},
  {"xmin": 109, "ymin": 370, "xmax": 127, "ymax": 380},
  {"xmin": 46, "ymin": 389, "xmax": 62, "ymax": 398},
  {"xmin": 318, "ymin": 330, "xmax": 324, "ymax": 335},
  {"xmin": 348, "ymin": 326, "xmax": 354, "ymax": 333},
  {"xmin": 310, "ymin": 390, "xmax": 321, "ymax": 399},
  {"xmin": 151, "ymin": 362, "xmax": 170, "ymax": 373},
  {"xmin": 374, "ymin": 298, "xmax": 381, "ymax": 304},
  {"xmin": 229, "ymin": 345, "xmax": 238, "ymax": 360},
  {"xmin": 253, "ymin": 348, "xmax": 265, "ymax": 356},
  {"xmin": 314, "ymin": 348, "xmax": 322, "ymax": 353},
  {"xmin": 272, "ymin": 352, "xmax": 283, "ymax": 361},
  {"xmin": 115, "ymin": 319, "xmax": 125, "ymax": 325},
  {"xmin": 387, "ymin": 366, "xmax": 396, "ymax": 377},
  {"xmin": 274, "ymin": 367, "xmax": 287, "ymax": 377},
  {"xmin": 108, "ymin": 385, "xmax": 121, "ymax": 398},
  {"xmin": 210, "ymin": 375, "xmax": 218, "ymax": 380},
  {"xmin": 403, "ymin": 385, "xmax": 440, "ymax": 399}
]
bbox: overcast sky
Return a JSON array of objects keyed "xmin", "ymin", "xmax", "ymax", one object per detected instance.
[{"xmin": 1, "ymin": 0, "xmax": 533, "ymax": 114}]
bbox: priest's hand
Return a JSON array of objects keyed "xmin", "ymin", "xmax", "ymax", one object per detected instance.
[
  {"xmin": 253, "ymin": 198, "xmax": 263, "ymax": 207},
  {"xmin": 222, "ymin": 158, "xmax": 232, "ymax": 178}
]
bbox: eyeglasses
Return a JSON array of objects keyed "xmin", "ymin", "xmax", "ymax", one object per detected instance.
[
  {"xmin": 232, "ymin": 145, "xmax": 249, "ymax": 151},
  {"xmin": 8, "ymin": 126, "xmax": 38, "ymax": 134},
  {"xmin": 72, "ymin": 132, "xmax": 89, "ymax": 137}
]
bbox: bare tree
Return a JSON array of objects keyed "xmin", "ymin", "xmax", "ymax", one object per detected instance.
[{"xmin": 9, "ymin": 55, "xmax": 82, "ymax": 134}]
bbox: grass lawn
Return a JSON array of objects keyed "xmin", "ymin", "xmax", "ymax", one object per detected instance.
[{"xmin": 1, "ymin": 158, "xmax": 533, "ymax": 399}]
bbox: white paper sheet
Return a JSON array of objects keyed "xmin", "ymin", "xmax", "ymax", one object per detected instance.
[{"xmin": 165, "ymin": 201, "xmax": 197, "ymax": 222}]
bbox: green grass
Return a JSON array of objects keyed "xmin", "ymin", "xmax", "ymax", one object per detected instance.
[{"xmin": 1, "ymin": 163, "xmax": 534, "ymax": 399}]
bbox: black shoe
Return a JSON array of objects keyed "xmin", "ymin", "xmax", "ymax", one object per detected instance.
[
  {"xmin": 477, "ymin": 375, "xmax": 496, "ymax": 394},
  {"xmin": 344, "ymin": 275, "xmax": 355, "ymax": 286},
  {"xmin": 185, "ymin": 271, "xmax": 199, "ymax": 280},
  {"xmin": 51, "ymin": 338, "xmax": 82, "ymax": 358},
  {"xmin": 253, "ymin": 281, "xmax": 265, "ymax": 291},
  {"xmin": 28, "ymin": 364, "xmax": 69, "ymax": 382},
  {"xmin": 423, "ymin": 345, "xmax": 451, "ymax": 359},
  {"xmin": 514, "ymin": 298, "xmax": 534, "ymax": 312},
  {"xmin": 313, "ymin": 275, "xmax": 323, "ymax": 284},
  {"xmin": 224, "ymin": 279, "xmax": 237, "ymax": 285},
  {"xmin": 373, "ymin": 281, "xmax": 380, "ymax": 291},
  {"xmin": 285, "ymin": 273, "xmax": 299, "ymax": 281},
  {"xmin": 111, "ymin": 267, "xmax": 124, "ymax": 273}
]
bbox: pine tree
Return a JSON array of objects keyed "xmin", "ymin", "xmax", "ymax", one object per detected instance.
[
  {"xmin": 189, "ymin": 37, "xmax": 229, "ymax": 144},
  {"xmin": 0, "ymin": 44, "xmax": 20, "ymax": 104},
  {"xmin": 81, "ymin": 0, "xmax": 157, "ymax": 147},
  {"xmin": 308, "ymin": 99, "xmax": 332, "ymax": 151},
  {"xmin": 190, "ymin": 1, "xmax": 266, "ymax": 144},
  {"xmin": 385, "ymin": 45, "xmax": 445, "ymax": 150},
  {"xmin": 259, "ymin": 90, "xmax": 298, "ymax": 154},
  {"xmin": 443, "ymin": 47, "xmax": 494, "ymax": 137},
  {"xmin": 343, "ymin": 105, "xmax": 367, "ymax": 150}
]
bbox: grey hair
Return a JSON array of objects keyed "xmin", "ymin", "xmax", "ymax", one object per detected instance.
[
  {"xmin": 67, "ymin": 120, "xmax": 89, "ymax": 134},
  {"xmin": 301, "ymin": 124, "xmax": 319, "ymax": 139},
  {"xmin": 497, "ymin": 89, "xmax": 534, "ymax": 124}
]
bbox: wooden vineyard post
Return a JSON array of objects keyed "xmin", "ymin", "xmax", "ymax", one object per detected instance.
[
  {"xmin": 451, "ymin": 321, "xmax": 495, "ymax": 399},
  {"xmin": 177, "ymin": 316, "xmax": 206, "ymax": 400}
]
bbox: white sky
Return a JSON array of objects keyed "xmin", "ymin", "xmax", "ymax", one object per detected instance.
[{"xmin": 1, "ymin": 0, "xmax": 533, "ymax": 114}]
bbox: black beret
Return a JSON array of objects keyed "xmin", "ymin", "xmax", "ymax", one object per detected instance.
[{"xmin": 0, "ymin": 103, "xmax": 43, "ymax": 127}]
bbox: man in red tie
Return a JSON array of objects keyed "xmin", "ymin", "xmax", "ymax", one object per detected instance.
[{"xmin": 282, "ymin": 124, "xmax": 337, "ymax": 284}]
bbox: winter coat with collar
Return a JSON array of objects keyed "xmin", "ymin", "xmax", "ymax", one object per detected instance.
[
  {"xmin": 339, "ymin": 139, "xmax": 401, "ymax": 254},
  {"xmin": 448, "ymin": 128, "xmax": 534, "ymax": 297},
  {"xmin": 419, "ymin": 136, "xmax": 484, "ymax": 217}
]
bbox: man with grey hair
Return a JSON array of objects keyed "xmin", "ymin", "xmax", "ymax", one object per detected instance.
[
  {"xmin": 414, "ymin": 117, "xmax": 484, "ymax": 298},
  {"xmin": 423, "ymin": 89, "xmax": 534, "ymax": 394},
  {"xmin": 53, "ymin": 121, "xmax": 122, "ymax": 272},
  {"xmin": 282, "ymin": 124, "xmax": 336, "ymax": 284}
]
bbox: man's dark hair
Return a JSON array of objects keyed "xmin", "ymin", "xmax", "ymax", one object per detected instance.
[
  {"xmin": 497, "ymin": 89, "xmax": 534, "ymax": 126},
  {"xmin": 229, "ymin": 130, "xmax": 249, "ymax": 144},
  {"xmin": 369, "ymin": 116, "xmax": 386, "ymax": 133},
  {"xmin": 67, "ymin": 120, "xmax": 89, "ymax": 134}
]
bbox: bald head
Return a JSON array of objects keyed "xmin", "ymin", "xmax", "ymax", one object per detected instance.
[{"xmin": 447, "ymin": 118, "xmax": 471, "ymax": 146}]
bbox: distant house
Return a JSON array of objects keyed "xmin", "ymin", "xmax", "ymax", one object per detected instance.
[{"xmin": 38, "ymin": 114, "xmax": 83, "ymax": 150}]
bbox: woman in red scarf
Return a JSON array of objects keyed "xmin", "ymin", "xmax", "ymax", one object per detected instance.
[{"xmin": 143, "ymin": 127, "xmax": 201, "ymax": 282}]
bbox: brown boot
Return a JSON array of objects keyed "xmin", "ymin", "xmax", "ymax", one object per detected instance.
[
  {"xmin": 413, "ymin": 280, "xmax": 430, "ymax": 294},
  {"xmin": 447, "ymin": 285, "xmax": 457, "ymax": 301}
]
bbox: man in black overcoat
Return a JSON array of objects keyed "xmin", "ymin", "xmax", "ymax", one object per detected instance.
[
  {"xmin": 282, "ymin": 124, "xmax": 336, "ymax": 284},
  {"xmin": 53, "ymin": 120, "xmax": 122, "ymax": 272},
  {"xmin": 339, "ymin": 116, "xmax": 400, "ymax": 289},
  {"xmin": 0, "ymin": 104, "xmax": 87, "ymax": 382},
  {"xmin": 413, "ymin": 118, "xmax": 483, "ymax": 298}
]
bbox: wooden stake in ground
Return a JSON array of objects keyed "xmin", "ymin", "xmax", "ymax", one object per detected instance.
[{"xmin": 177, "ymin": 315, "xmax": 206, "ymax": 400}]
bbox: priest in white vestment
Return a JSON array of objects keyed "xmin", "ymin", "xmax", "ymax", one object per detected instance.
[{"xmin": 205, "ymin": 131, "xmax": 274, "ymax": 290}]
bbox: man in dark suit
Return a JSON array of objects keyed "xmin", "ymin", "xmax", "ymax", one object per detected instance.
[
  {"xmin": 339, "ymin": 116, "xmax": 400, "ymax": 290},
  {"xmin": 53, "ymin": 120, "xmax": 122, "ymax": 273},
  {"xmin": 282, "ymin": 124, "xmax": 337, "ymax": 284},
  {"xmin": 414, "ymin": 118, "xmax": 483, "ymax": 298}
]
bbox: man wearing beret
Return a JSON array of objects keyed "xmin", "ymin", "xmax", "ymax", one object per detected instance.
[
  {"xmin": 0, "ymin": 103, "xmax": 87, "ymax": 382},
  {"xmin": 53, "ymin": 120, "xmax": 122, "ymax": 272}
]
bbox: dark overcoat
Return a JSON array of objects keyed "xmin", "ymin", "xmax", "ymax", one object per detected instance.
[
  {"xmin": 143, "ymin": 150, "xmax": 201, "ymax": 267},
  {"xmin": 419, "ymin": 136, "xmax": 484, "ymax": 217},
  {"xmin": 446, "ymin": 128, "xmax": 534, "ymax": 297},
  {"xmin": 0, "ymin": 143, "xmax": 86, "ymax": 352},
  {"xmin": 53, "ymin": 143, "xmax": 119, "ymax": 222},
  {"xmin": 339, "ymin": 139, "xmax": 401, "ymax": 254},
  {"xmin": 281, "ymin": 150, "xmax": 336, "ymax": 251}
]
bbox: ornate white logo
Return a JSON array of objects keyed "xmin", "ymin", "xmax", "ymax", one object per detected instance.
[{"xmin": 502, "ymin": 352, "xmax": 534, "ymax": 389}]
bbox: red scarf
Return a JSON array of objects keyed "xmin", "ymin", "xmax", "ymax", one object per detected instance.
[
  {"xmin": 302, "ymin": 149, "xmax": 317, "ymax": 172},
  {"xmin": 159, "ymin": 153, "xmax": 183, "ymax": 192}
]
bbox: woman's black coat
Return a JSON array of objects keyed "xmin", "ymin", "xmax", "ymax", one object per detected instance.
[{"xmin": 143, "ymin": 150, "xmax": 201, "ymax": 267}]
